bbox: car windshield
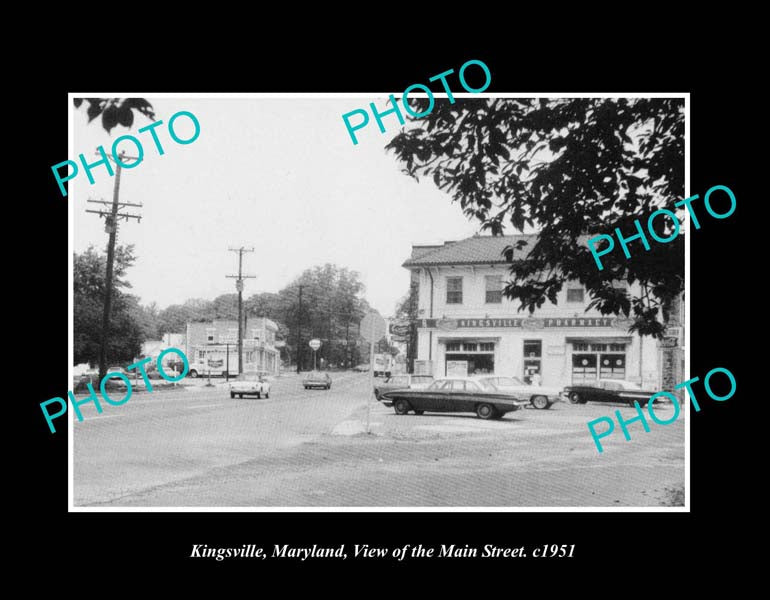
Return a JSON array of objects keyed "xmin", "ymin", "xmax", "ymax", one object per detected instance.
[
  {"xmin": 496, "ymin": 377, "xmax": 524, "ymax": 386},
  {"xmin": 237, "ymin": 373, "xmax": 261, "ymax": 381},
  {"xmin": 388, "ymin": 376, "xmax": 409, "ymax": 385}
]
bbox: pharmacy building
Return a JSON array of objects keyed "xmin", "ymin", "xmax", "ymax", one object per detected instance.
[{"xmin": 403, "ymin": 235, "xmax": 677, "ymax": 391}]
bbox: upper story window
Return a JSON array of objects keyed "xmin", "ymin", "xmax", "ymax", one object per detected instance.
[
  {"xmin": 485, "ymin": 275, "xmax": 502, "ymax": 303},
  {"xmin": 446, "ymin": 277, "xmax": 463, "ymax": 304},
  {"xmin": 206, "ymin": 328, "xmax": 216, "ymax": 343},
  {"xmin": 567, "ymin": 288, "xmax": 584, "ymax": 303}
]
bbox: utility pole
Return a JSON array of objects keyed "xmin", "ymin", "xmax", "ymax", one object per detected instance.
[
  {"xmin": 85, "ymin": 150, "xmax": 142, "ymax": 382},
  {"xmin": 296, "ymin": 285, "xmax": 303, "ymax": 373},
  {"xmin": 226, "ymin": 247, "xmax": 255, "ymax": 375}
]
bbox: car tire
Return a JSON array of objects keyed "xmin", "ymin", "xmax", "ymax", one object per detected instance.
[
  {"xmin": 569, "ymin": 392, "xmax": 581, "ymax": 404},
  {"xmin": 230, "ymin": 392, "xmax": 235, "ymax": 399},
  {"xmin": 265, "ymin": 391, "xmax": 269, "ymax": 398},
  {"xmin": 189, "ymin": 370, "xmax": 199, "ymax": 378},
  {"xmin": 627, "ymin": 398, "xmax": 638, "ymax": 407},
  {"xmin": 238, "ymin": 394, "xmax": 243, "ymax": 398},
  {"xmin": 476, "ymin": 403, "xmax": 496, "ymax": 420},
  {"xmin": 393, "ymin": 399, "xmax": 411, "ymax": 415},
  {"xmin": 531, "ymin": 395, "xmax": 549, "ymax": 410},
  {"xmin": 414, "ymin": 410, "xmax": 424, "ymax": 415},
  {"xmin": 256, "ymin": 392, "xmax": 261, "ymax": 399}
]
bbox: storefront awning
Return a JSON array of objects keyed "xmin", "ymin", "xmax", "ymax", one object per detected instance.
[{"xmin": 565, "ymin": 336, "xmax": 633, "ymax": 344}]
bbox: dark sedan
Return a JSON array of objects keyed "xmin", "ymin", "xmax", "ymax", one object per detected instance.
[
  {"xmin": 379, "ymin": 377, "xmax": 528, "ymax": 420},
  {"xmin": 563, "ymin": 379, "xmax": 659, "ymax": 406},
  {"xmin": 303, "ymin": 371, "xmax": 332, "ymax": 390}
]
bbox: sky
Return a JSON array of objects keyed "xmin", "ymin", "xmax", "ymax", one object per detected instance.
[{"xmin": 71, "ymin": 96, "xmax": 483, "ymax": 316}]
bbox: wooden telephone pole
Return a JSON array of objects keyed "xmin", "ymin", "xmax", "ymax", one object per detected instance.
[
  {"xmin": 226, "ymin": 247, "xmax": 255, "ymax": 375},
  {"xmin": 85, "ymin": 150, "xmax": 142, "ymax": 381}
]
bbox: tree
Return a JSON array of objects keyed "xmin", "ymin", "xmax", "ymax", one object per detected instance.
[
  {"xmin": 157, "ymin": 298, "xmax": 214, "ymax": 334},
  {"xmin": 275, "ymin": 265, "xmax": 368, "ymax": 369},
  {"xmin": 386, "ymin": 98, "xmax": 684, "ymax": 337},
  {"xmin": 74, "ymin": 245, "xmax": 146, "ymax": 365},
  {"xmin": 394, "ymin": 278, "xmax": 419, "ymax": 371},
  {"xmin": 73, "ymin": 98, "xmax": 155, "ymax": 133}
]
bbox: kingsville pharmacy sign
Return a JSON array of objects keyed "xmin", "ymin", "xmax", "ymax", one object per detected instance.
[{"xmin": 420, "ymin": 317, "xmax": 632, "ymax": 330}]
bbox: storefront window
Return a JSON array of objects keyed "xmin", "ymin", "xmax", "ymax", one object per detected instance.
[
  {"xmin": 600, "ymin": 354, "xmax": 626, "ymax": 379},
  {"xmin": 445, "ymin": 353, "xmax": 495, "ymax": 375},
  {"xmin": 570, "ymin": 341, "xmax": 627, "ymax": 383},
  {"xmin": 572, "ymin": 354, "xmax": 598, "ymax": 383}
]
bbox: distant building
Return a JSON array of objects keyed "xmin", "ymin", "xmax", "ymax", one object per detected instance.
[
  {"xmin": 141, "ymin": 333, "xmax": 187, "ymax": 366},
  {"xmin": 186, "ymin": 318, "xmax": 279, "ymax": 376},
  {"xmin": 404, "ymin": 235, "xmax": 667, "ymax": 390}
]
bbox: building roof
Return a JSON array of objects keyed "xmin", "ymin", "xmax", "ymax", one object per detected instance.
[{"xmin": 403, "ymin": 234, "xmax": 537, "ymax": 268}]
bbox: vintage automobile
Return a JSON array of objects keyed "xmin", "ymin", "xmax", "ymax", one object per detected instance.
[
  {"xmin": 379, "ymin": 377, "xmax": 529, "ymax": 420},
  {"xmin": 563, "ymin": 379, "xmax": 659, "ymax": 406},
  {"xmin": 303, "ymin": 371, "xmax": 332, "ymax": 390},
  {"xmin": 374, "ymin": 374, "xmax": 435, "ymax": 405},
  {"xmin": 229, "ymin": 373, "xmax": 271, "ymax": 399},
  {"xmin": 475, "ymin": 376, "xmax": 562, "ymax": 410}
]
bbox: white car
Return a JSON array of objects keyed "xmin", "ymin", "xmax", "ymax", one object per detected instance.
[
  {"xmin": 475, "ymin": 375, "xmax": 563, "ymax": 410},
  {"xmin": 229, "ymin": 373, "xmax": 271, "ymax": 399}
]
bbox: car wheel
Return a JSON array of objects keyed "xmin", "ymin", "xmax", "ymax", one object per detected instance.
[
  {"xmin": 189, "ymin": 370, "xmax": 199, "ymax": 378},
  {"xmin": 569, "ymin": 392, "xmax": 581, "ymax": 404},
  {"xmin": 230, "ymin": 392, "xmax": 235, "ymax": 399},
  {"xmin": 265, "ymin": 391, "xmax": 269, "ymax": 398},
  {"xmin": 627, "ymin": 398, "xmax": 638, "ymax": 407},
  {"xmin": 414, "ymin": 410, "xmax": 424, "ymax": 415},
  {"xmin": 531, "ymin": 395, "xmax": 549, "ymax": 410},
  {"xmin": 476, "ymin": 403, "xmax": 496, "ymax": 420},
  {"xmin": 256, "ymin": 392, "xmax": 261, "ymax": 399},
  {"xmin": 238, "ymin": 394, "xmax": 243, "ymax": 398},
  {"xmin": 393, "ymin": 399, "xmax": 411, "ymax": 415}
]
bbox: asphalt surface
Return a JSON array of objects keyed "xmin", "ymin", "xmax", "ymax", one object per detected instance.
[{"xmin": 73, "ymin": 371, "xmax": 685, "ymax": 507}]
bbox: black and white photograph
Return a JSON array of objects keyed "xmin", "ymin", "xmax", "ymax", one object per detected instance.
[{"xmin": 68, "ymin": 93, "xmax": 687, "ymax": 509}]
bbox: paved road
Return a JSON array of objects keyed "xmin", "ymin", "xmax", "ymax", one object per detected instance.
[{"xmin": 73, "ymin": 372, "xmax": 685, "ymax": 507}]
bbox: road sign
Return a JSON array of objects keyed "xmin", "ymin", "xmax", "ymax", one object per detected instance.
[
  {"xmin": 360, "ymin": 312, "xmax": 386, "ymax": 344},
  {"xmin": 390, "ymin": 324, "xmax": 411, "ymax": 336},
  {"xmin": 309, "ymin": 338, "xmax": 322, "ymax": 350}
]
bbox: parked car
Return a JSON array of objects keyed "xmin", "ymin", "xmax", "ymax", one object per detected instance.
[
  {"xmin": 303, "ymin": 371, "xmax": 332, "ymax": 390},
  {"xmin": 379, "ymin": 377, "xmax": 528, "ymax": 420},
  {"xmin": 475, "ymin": 376, "xmax": 562, "ymax": 410},
  {"xmin": 563, "ymin": 379, "xmax": 659, "ymax": 406},
  {"xmin": 353, "ymin": 364, "xmax": 370, "ymax": 372},
  {"xmin": 374, "ymin": 374, "xmax": 434, "ymax": 405},
  {"xmin": 229, "ymin": 373, "xmax": 271, "ymax": 399}
]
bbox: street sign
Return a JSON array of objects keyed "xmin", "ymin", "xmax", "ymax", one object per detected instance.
[
  {"xmin": 360, "ymin": 312, "xmax": 386, "ymax": 344},
  {"xmin": 390, "ymin": 324, "xmax": 411, "ymax": 336},
  {"xmin": 309, "ymin": 338, "xmax": 322, "ymax": 350}
]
